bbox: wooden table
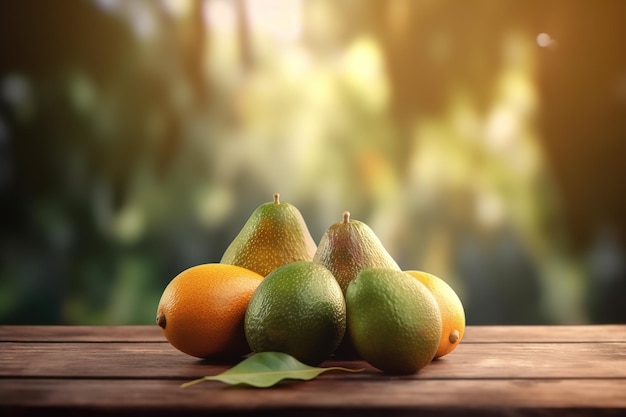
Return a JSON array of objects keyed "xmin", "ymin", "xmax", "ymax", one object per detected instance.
[{"xmin": 1, "ymin": 325, "xmax": 625, "ymax": 416}]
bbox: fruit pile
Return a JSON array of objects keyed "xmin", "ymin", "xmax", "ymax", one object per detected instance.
[{"xmin": 157, "ymin": 193, "xmax": 465, "ymax": 375}]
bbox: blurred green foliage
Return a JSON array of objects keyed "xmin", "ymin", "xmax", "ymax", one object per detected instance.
[{"xmin": 1, "ymin": 0, "xmax": 625, "ymax": 324}]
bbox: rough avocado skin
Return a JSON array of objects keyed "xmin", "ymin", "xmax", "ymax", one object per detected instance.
[
  {"xmin": 346, "ymin": 268, "xmax": 442, "ymax": 374},
  {"xmin": 221, "ymin": 194, "xmax": 317, "ymax": 276},
  {"xmin": 244, "ymin": 261, "xmax": 346, "ymax": 366},
  {"xmin": 313, "ymin": 212, "xmax": 400, "ymax": 294}
]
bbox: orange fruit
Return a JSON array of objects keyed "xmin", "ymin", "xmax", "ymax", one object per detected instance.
[
  {"xmin": 405, "ymin": 270, "xmax": 465, "ymax": 358},
  {"xmin": 156, "ymin": 263, "xmax": 263, "ymax": 359}
]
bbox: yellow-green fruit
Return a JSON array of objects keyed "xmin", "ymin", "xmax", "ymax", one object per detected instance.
[
  {"xmin": 313, "ymin": 211, "xmax": 400, "ymax": 294},
  {"xmin": 406, "ymin": 270, "xmax": 465, "ymax": 358},
  {"xmin": 346, "ymin": 268, "xmax": 442, "ymax": 374},
  {"xmin": 244, "ymin": 261, "xmax": 346, "ymax": 366},
  {"xmin": 221, "ymin": 193, "xmax": 317, "ymax": 276}
]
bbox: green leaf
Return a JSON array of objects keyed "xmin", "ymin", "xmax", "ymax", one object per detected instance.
[{"xmin": 181, "ymin": 352, "xmax": 364, "ymax": 388}]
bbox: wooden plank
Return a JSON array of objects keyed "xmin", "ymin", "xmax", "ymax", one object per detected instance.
[
  {"xmin": 462, "ymin": 325, "xmax": 626, "ymax": 343},
  {"xmin": 2, "ymin": 341, "xmax": 625, "ymax": 380},
  {"xmin": 1, "ymin": 378, "xmax": 625, "ymax": 416},
  {"xmin": 2, "ymin": 325, "xmax": 625, "ymax": 343},
  {"xmin": 0, "ymin": 326, "xmax": 164, "ymax": 343},
  {"xmin": 1, "ymin": 326, "xmax": 625, "ymax": 416}
]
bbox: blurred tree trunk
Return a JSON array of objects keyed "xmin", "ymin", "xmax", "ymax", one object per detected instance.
[
  {"xmin": 235, "ymin": 0, "xmax": 254, "ymax": 71},
  {"xmin": 182, "ymin": 0, "xmax": 209, "ymax": 104}
]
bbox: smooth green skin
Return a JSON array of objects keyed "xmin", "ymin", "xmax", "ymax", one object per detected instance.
[
  {"xmin": 313, "ymin": 217, "xmax": 400, "ymax": 295},
  {"xmin": 221, "ymin": 197, "xmax": 317, "ymax": 276},
  {"xmin": 245, "ymin": 261, "xmax": 346, "ymax": 366},
  {"xmin": 346, "ymin": 268, "xmax": 442, "ymax": 374}
]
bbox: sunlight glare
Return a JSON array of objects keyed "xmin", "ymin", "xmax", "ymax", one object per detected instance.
[
  {"xmin": 341, "ymin": 37, "xmax": 389, "ymax": 111},
  {"xmin": 246, "ymin": 0, "xmax": 302, "ymax": 44},
  {"xmin": 161, "ymin": 0, "xmax": 193, "ymax": 18},
  {"xmin": 536, "ymin": 32, "xmax": 555, "ymax": 48},
  {"xmin": 204, "ymin": 0, "xmax": 237, "ymax": 34}
]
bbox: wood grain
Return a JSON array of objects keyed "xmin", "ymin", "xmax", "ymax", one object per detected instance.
[
  {"xmin": 3, "ymin": 324, "xmax": 625, "ymax": 343},
  {"xmin": 0, "ymin": 325, "xmax": 164, "ymax": 342},
  {"xmin": 462, "ymin": 325, "xmax": 626, "ymax": 343},
  {"xmin": 1, "ymin": 378, "xmax": 625, "ymax": 415},
  {"xmin": 2, "ymin": 340, "xmax": 625, "ymax": 379}
]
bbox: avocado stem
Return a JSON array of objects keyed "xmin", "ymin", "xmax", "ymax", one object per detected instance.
[
  {"xmin": 342, "ymin": 211, "xmax": 350, "ymax": 224},
  {"xmin": 273, "ymin": 193, "xmax": 280, "ymax": 204}
]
